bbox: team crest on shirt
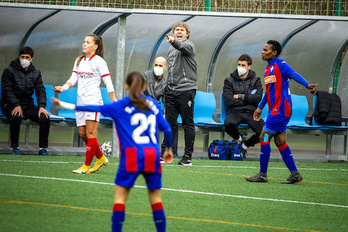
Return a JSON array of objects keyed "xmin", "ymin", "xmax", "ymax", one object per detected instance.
[
  {"xmin": 125, "ymin": 106, "xmax": 135, "ymax": 114},
  {"xmin": 270, "ymin": 66, "xmax": 274, "ymax": 72},
  {"xmin": 264, "ymin": 75, "xmax": 276, "ymax": 85}
]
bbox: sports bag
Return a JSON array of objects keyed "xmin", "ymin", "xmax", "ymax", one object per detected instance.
[{"xmin": 208, "ymin": 140, "xmax": 243, "ymax": 161}]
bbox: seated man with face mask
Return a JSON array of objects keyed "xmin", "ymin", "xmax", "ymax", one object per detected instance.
[
  {"xmin": 222, "ymin": 54, "xmax": 264, "ymax": 159},
  {"xmin": 1, "ymin": 46, "xmax": 51, "ymax": 156},
  {"xmin": 142, "ymin": 56, "xmax": 168, "ymax": 104}
]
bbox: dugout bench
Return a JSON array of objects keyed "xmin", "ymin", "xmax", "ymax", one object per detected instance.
[{"xmin": 1, "ymin": 85, "xmax": 347, "ymax": 160}]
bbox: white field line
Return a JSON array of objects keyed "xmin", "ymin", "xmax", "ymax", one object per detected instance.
[
  {"xmin": 1, "ymin": 173, "xmax": 347, "ymax": 209},
  {"xmin": 1, "ymin": 159, "xmax": 348, "ymax": 172},
  {"xmin": 0, "ymin": 160, "xmax": 81, "ymax": 164}
]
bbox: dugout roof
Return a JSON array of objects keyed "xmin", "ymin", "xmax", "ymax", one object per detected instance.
[{"xmin": 0, "ymin": 3, "xmax": 347, "ymax": 117}]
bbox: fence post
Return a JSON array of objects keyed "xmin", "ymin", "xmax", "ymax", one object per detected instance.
[
  {"xmin": 111, "ymin": 14, "xmax": 127, "ymax": 158},
  {"xmin": 205, "ymin": 0, "xmax": 211, "ymax": 11},
  {"xmin": 336, "ymin": 0, "xmax": 342, "ymax": 16}
]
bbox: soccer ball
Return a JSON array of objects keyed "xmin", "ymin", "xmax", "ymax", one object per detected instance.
[{"xmin": 100, "ymin": 141, "xmax": 112, "ymax": 156}]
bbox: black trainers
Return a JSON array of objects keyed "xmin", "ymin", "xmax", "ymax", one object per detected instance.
[
  {"xmin": 246, "ymin": 172, "xmax": 268, "ymax": 182},
  {"xmin": 160, "ymin": 156, "xmax": 165, "ymax": 164},
  {"xmin": 281, "ymin": 173, "xmax": 303, "ymax": 184},
  {"xmin": 38, "ymin": 149, "xmax": 51, "ymax": 156},
  {"xmin": 178, "ymin": 155, "xmax": 192, "ymax": 166}
]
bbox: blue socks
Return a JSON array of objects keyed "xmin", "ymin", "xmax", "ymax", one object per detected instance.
[
  {"xmin": 152, "ymin": 202, "xmax": 166, "ymax": 232},
  {"xmin": 278, "ymin": 143, "xmax": 297, "ymax": 172},
  {"xmin": 112, "ymin": 202, "xmax": 166, "ymax": 232},
  {"xmin": 259, "ymin": 141, "xmax": 297, "ymax": 176},
  {"xmin": 112, "ymin": 203, "xmax": 125, "ymax": 232},
  {"xmin": 260, "ymin": 142, "xmax": 271, "ymax": 174}
]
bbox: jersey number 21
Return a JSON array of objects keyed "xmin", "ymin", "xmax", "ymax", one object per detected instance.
[{"xmin": 131, "ymin": 113, "xmax": 157, "ymax": 144}]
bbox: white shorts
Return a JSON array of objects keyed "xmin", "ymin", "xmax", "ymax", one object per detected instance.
[{"xmin": 75, "ymin": 110, "xmax": 101, "ymax": 127}]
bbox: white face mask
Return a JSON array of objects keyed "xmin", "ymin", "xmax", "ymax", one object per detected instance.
[
  {"xmin": 237, "ymin": 66, "xmax": 247, "ymax": 76},
  {"xmin": 20, "ymin": 59, "xmax": 31, "ymax": 69},
  {"xmin": 154, "ymin": 66, "xmax": 164, "ymax": 77}
]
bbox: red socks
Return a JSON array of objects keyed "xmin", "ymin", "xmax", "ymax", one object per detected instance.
[{"xmin": 84, "ymin": 138, "xmax": 102, "ymax": 166}]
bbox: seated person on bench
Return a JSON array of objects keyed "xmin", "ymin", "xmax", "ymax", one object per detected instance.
[
  {"xmin": 223, "ymin": 54, "xmax": 263, "ymax": 158},
  {"xmin": 1, "ymin": 46, "xmax": 50, "ymax": 156}
]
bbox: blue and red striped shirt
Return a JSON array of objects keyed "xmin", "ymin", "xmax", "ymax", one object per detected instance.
[
  {"xmin": 259, "ymin": 57, "xmax": 309, "ymax": 118},
  {"xmin": 76, "ymin": 95, "xmax": 172, "ymax": 174}
]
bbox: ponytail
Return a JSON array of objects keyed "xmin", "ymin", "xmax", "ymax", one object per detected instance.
[
  {"xmin": 96, "ymin": 35, "xmax": 104, "ymax": 58},
  {"xmin": 76, "ymin": 55, "xmax": 85, "ymax": 67},
  {"xmin": 126, "ymin": 72, "xmax": 149, "ymax": 111},
  {"xmin": 77, "ymin": 34, "xmax": 104, "ymax": 66}
]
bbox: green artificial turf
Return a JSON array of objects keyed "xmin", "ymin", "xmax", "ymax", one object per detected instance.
[{"xmin": 0, "ymin": 155, "xmax": 347, "ymax": 232}]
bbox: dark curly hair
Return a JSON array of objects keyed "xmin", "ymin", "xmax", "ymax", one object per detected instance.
[{"xmin": 267, "ymin": 40, "xmax": 282, "ymax": 57}]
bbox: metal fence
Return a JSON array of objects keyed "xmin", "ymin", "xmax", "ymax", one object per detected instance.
[{"xmin": 0, "ymin": 0, "xmax": 347, "ymax": 16}]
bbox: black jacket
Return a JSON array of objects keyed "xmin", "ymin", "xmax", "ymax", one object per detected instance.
[
  {"xmin": 223, "ymin": 70, "xmax": 263, "ymax": 114},
  {"xmin": 313, "ymin": 91, "xmax": 341, "ymax": 126},
  {"xmin": 1, "ymin": 58, "xmax": 46, "ymax": 109}
]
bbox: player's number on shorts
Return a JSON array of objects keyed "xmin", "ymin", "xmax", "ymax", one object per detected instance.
[{"xmin": 131, "ymin": 113, "xmax": 157, "ymax": 144}]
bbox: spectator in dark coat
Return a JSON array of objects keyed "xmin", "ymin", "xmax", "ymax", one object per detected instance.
[
  {"xmin": 223, "ymin": 54, "xmax": 263, "ymax": 159},
  {"xmin": 1, "ymin": 46, "xmax": 50, "ymax": 155}
]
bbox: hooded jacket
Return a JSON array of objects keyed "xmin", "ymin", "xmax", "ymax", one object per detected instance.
[
  {"xmin": 1, "ymin": 58, "xmax": 46, "ymax": 109},
  {"xmin": 223, "ymin": 69, "xmax": 263, "ymax": 114}
]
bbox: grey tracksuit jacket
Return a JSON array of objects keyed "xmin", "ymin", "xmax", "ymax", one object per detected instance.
[{"xmin": 166, "ymin": 39, "xmax": 197, "ymax": 91}]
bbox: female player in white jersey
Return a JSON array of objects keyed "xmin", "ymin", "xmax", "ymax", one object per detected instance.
[
  {"xmin": 53, "ymin": 72, "xmax": 173, "ymax": 232},
  {"xmin": 53, "ymin": 34, "xmax": 116, "ymax": 174}
]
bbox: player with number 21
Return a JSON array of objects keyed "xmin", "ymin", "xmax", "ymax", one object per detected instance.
[{"xmin": 53, "ymin": 72, "xmax": 173, "ymax": 232}]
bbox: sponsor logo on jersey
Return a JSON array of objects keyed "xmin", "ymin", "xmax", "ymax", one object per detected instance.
[
  {"xmin": 147, "ymin": 100, "xmax": 159, "ymax": 115},
  {"xmin": 264, "ymin": 75, "xmax": 276, "ymax": 85}
]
